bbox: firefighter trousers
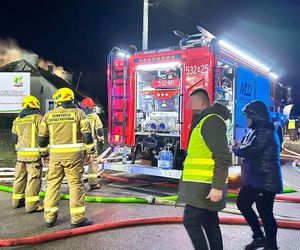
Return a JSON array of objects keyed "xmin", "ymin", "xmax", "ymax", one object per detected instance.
[
  {"xmin": 88, "ymin": 151, "xmax": 99, "ymax": 186},
  {"xmin": 43, "ymin": 158, "xmax": 86, "ymax": 224},
  {"xmin": 12, "ymin": 161, "xmax": 43, "ymax": 212}
]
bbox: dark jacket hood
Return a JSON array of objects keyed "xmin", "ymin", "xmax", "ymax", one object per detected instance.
[{"xmin": 19, "ymin": 108, "xmax": 40, "ymax": 118}]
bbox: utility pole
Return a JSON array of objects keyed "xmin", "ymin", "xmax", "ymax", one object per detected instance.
[{"xmin": 142, "ymin": 0, "xmax": 149, "ymax": 50}]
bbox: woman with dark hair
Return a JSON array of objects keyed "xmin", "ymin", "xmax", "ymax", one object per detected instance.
[{"xmin": 232, "ymin": 100, "xmax": 283, "ymax": 250}]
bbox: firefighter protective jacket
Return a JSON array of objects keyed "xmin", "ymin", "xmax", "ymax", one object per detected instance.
[
  {"xmin": 86, "ymin": 112, "xmax": 104, "ymax": 142},
  {"xmin": 37, "ymin": 105, "xmax": 94, "ymax": 161},
  {"xmin": 12, "ymin": 113, "xmax": 43, "ymax": 162}
]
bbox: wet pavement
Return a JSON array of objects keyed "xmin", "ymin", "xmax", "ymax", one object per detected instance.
[{"xmin": 1, "ymin": 161, "xmax": 300, "ymax": 250}]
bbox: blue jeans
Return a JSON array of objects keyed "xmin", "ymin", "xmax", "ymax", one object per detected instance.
[{"xmin": 183, "ymin": 204, "xmax": 223, "ymax": 250}]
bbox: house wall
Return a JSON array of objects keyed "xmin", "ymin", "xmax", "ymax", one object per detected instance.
[{"xmin": 30, "ymin": 76, "xmax": 57, "ymax": 114}]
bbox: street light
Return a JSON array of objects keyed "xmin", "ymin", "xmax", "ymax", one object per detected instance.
[{"xmin": 142, "ymin": 0, "xmax": 149, "ymax": 50}]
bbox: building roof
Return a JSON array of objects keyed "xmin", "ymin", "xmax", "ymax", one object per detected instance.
[
  {"xmin": 0, "ymin": 60, "xmax": 91, "ymax": 101},
  {"xmin": 0, "ymin": 59, "xmax": 39, "ymax": 73}
]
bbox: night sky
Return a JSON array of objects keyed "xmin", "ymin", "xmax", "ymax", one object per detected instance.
[{"xmin": 1, "ymin": 0, "xmax": 300, "ymax": 105}]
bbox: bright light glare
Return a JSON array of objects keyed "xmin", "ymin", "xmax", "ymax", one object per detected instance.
[
  {"xmin": 269, "ymin": 72, "xmax": 279, "ymax": 80},
  {"xmin": 118, "ymin": 52, "xmax": 126, "ymax": 57},
  {"xmin": 136, "ymin": 62, "xmax": 181, "ymax": 70},
  {"xmin": 218, "ymin": 40, "xmax": 271, "ymax": 72}
]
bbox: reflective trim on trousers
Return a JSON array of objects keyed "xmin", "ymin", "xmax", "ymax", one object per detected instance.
[
  {"xmin": 13, "ymin": 193, "xmax": 25, "ymax": 200},
  {"xmin": 70, "ymin": 206, "xmax": 85, "ymax": 215},
  {"xmin": 44, "ymin": 206, "xmax": 59, "ymax": 213},
  {"xmin": 25, "ymin": 196, "xmax": 40, "ymax": 203}
]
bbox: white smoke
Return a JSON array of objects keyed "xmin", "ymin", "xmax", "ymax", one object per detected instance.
[
  {"xmin": 0, "ymin": 38, "xmax": 38, "ymax": 66},
  {"xmin": 0, "ymin": 38, "xmax": 71, "ymax": 82}
]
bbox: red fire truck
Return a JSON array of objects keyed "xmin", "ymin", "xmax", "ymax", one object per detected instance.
[{"xmin": 103, "ymin": 27, "xmax": 289, "ymax": 179}]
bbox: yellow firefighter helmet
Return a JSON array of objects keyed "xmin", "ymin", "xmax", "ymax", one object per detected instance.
[
  {"xmin": 21, "ymin": 95, "xmax": 40, "ymax": 109},
  {"xmin": 52, "ymin": 87, "xmax": 74, "ymax": 103}
]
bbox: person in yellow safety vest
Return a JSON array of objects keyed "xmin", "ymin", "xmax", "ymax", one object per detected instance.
[
  {"xmin": 81, "ymin": 97, "xmax": 104, "ymax": 191},
  {"xmin": 288, "ymin": 118, "xmax": 297, "ymax": 141},
  {"xmin": 11, "ymin": 95, "xmax": 44, "ymax": 213},
  {"xmin": 37, "ymin": 87, "xmax": 95, "ymax": 228},
  {"xmin": 177, "ymin": 88, "xmax": 231, "ymax": 250}
]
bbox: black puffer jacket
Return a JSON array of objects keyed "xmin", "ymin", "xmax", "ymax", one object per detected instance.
[{"xmin": 232, "ymin": 102, "xmax": 283, "ymax": 194}]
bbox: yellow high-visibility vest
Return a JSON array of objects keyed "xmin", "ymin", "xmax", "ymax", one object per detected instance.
[
  {"xmin": 288, "ymin": 119, "xmax": 296, "ymax": 130},
  {"xmin": 182, "ymin": 114, "xmax": 226, "ymax": 183}
]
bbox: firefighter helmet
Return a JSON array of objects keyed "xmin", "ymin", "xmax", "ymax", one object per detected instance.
[
  {"xmin": 52, "ymin": 88, "xmax": 74, "ymax": 103},
  {"xmin": 81, "ymin": 97, "xmax": 95, "ymax": 109},
  {"xmin": 21, "ymin": 95, "xmax": 40, "ymax": 109}
]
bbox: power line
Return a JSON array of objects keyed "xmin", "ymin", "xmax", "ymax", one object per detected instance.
[{"xmin": 160, "ymin": 1, "xmax": 211, "ymax": 29}]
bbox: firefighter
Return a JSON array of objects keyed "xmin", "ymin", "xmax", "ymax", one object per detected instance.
[
  {"xmin": 11, "ymin": 95, "xmax": 44, "ymax": 213},
  {"xmin": 81, "ymin": 97, "xmax": 104, "ymax": 190},
  {"xmin": 288, "ymin": 118, "xmax": 297, "ymax": 141},
  {"xmin": 37, "ymin": 87, "xmax": 94, "ymax": 228}
]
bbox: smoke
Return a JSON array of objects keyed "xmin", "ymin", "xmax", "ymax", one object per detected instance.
[
  {"xmin": 0, "ymin": 38, "xmax": 71, "ymax": 82},
  {"xmin": 0, "ymin": 38, "xmax": 38, "ymax": 67},
  {"xmin": 0, "ymin": 39, "xmax": 21, "ymax": 67},
  {"xmin": 37, "ymin": 58, "xmax": 66, "ymax": 78}
]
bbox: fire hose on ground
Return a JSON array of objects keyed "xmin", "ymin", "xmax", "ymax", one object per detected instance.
[
  {"xmin": 0, "ymin": 216, "xmax": 300, "ymax": 247},
  {"xmin": 0, "ymin": 185, "xmax": 298, "ymax": 204}
]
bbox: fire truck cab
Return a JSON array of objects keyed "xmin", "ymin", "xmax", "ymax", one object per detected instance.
[{"xmin": 104, "ymin": 27, "xmax": 289, "ymax": 179}]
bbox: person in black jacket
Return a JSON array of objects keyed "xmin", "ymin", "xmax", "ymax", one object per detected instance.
[{"xmin": 232, "ymin": 100, "xmax": 283, "ymax": 250}]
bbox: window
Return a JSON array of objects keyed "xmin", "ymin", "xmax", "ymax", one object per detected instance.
[{"xmin": 45, "ymin": 99, "xmax": 54, "ymax": 112}]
